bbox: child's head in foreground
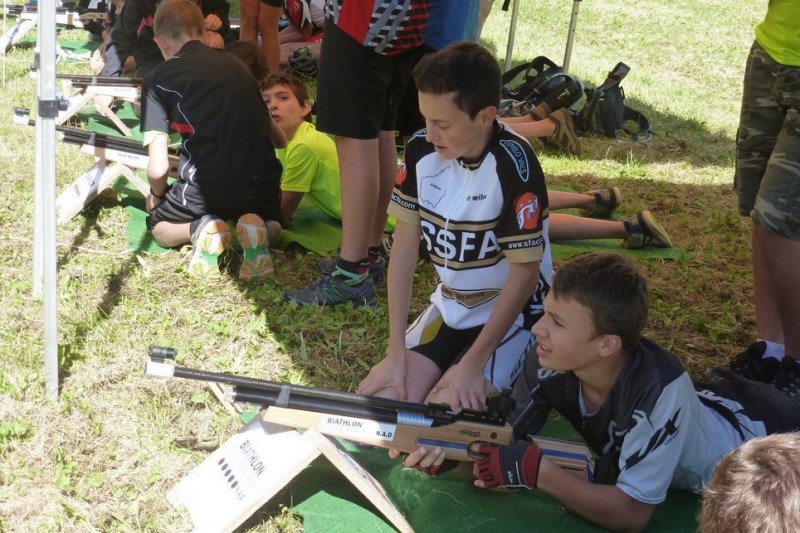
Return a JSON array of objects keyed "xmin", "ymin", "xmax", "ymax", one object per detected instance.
[
  {"xmin": 411, "ymin": 41, "xmax": 501, "ymax": 160},
  {"xmin": 533, "ymin": 253, "xmax": 648, "ymax": 369},
  {"xmin": 153, "ymin": 0, "xmax": 205, "ymax": 43},
  {"xmin": 698, "ymin": 433, "xmax": 800, "ymax": 533},
  {"xmin": 262, "ymin": 71, "xmax": 312, "ymax": 136}
]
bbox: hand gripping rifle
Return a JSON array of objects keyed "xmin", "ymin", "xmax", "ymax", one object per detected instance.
[{"xmin": 146, "ymin": 346, "xmax": 515, "ymax": 461}]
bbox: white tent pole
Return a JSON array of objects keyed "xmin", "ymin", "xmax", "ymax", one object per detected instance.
[
  {"xmin": 503, "ymin": 0, "xmax": 520, "ymax": 72},
  {"xmin": 33, "ymin": 85, "xmax": 44, "ymax": 297},
  {"xmin": 562, "ymin": 0, "xmax": 582, "ymax": 73},
  {"xmin": 36, "ymin": 0, "xmax": 59, "ymax": 399}
]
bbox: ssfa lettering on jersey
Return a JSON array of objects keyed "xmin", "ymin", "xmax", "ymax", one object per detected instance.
[{"xmin": 420, "ymin": 219, "xmax": 502, "ymax": 267}]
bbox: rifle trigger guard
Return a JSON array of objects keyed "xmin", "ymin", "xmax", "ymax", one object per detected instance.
[
  {"xmin": 467, "ymin": 442, "xmax": 489, "ymax": 461},
  {"xmin": 276, "ymin": 384, "xmax": 291, "ymax": 407}
]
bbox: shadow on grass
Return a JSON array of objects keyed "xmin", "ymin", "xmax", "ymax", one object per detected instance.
[
  {"xmin": 223, "ymin": 175, "xmax": 753, "ymax": 392},
  {"xmin": 55, "ymin": 194, "xmax": 157, "ymax": 381}
]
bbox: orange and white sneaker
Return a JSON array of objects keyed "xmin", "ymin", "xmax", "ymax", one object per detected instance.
[
  {"xmin": 236, "ymin": 213, "xmax": 274, "ymax": 282},
  {"xmin": 187, "ymin": 215, "xmax": 231, "ymax": 279}
]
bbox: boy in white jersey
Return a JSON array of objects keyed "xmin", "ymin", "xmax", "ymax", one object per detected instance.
[{"xmin": 358, "ymin": 42, "xmax": 553, "ymax": 430}]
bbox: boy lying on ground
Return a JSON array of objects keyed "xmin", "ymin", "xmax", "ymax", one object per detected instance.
[{"xmin": 403, "ymin": 252, "xmax": 800, "ymax": 531}]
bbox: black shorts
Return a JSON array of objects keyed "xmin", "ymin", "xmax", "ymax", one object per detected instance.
[
  {"xmin": 698, "ymin": 370, "xmax": 800, "ymax": 435},
  {"xmin": 316, "ymin": 22, "xmax": 416, "ymax": 139},
  {"xmin": 146, "ymin": 177, "xmax": 282, "ymax": 231},
  {"xmin": 395, "ymin": 45, "xmax": 435, "ymax": 138},
  {"xmin": 406, "ymin": 304, "xmax": 532, "ymax": 391}
]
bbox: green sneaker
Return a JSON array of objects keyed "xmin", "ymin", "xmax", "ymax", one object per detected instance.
[
  {"xmin": 187, "ymin": 215, "xmax": 231, "ymax": 278},
  {"xmin": 623, "ymin": 210, "xmax": 674, "ymax": 249},
  {"xmin": 580, "ymin": 187, "xmax": 623, "ymax": 218},
  {"xmin": 283, "ymin": 274, "xmax": 377, "ymax": 307},
  {"xmin": 236, "ymin": 213, "xmax": 274, "ymax": 282}
]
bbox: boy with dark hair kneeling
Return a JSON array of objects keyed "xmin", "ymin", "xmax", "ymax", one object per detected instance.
[
  {"xmin": 143, "ymin": 0, "xmax": 283, "ymax": 281},
  {"xmin": 359, "ymin": 41, "xmax": 553, "ymax": 423},
  {"xmin": 462, "ymin": 252, "xmax": 800, "ymax": 531}
]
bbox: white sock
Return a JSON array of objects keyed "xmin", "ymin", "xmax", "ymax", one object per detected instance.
[{"xmin": 758, "ymin": 339, "xmax": 785, "ymax": 361}]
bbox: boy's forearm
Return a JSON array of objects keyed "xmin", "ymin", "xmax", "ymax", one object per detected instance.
[
  {"xmin": 387, "ymin": 222, "xmax": 421, "ymax": 356},
  {"xmin": 280, "ymin": 191, "xmax": 304, "ymax": 221},
  {"xmin": 460, "ymin": 262, "xmax": 540, "ymax": 367},
  {"xmin": 146, "ymin": 137, "xmax": 171, "ymax": 194},
  {"xmin": 537, "ymin": 458, "xmax": 654, "ymax": 532}
]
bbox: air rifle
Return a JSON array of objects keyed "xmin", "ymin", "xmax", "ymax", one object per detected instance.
[
  {"xmin": 146, "ymin": 346, "xmax": 515, "ymax": 462},
  {"xmin": 57, "ymin": 73, "xmax": 142, "ymax": 101},
  {"xmin": 57, "ymin": 73, "xmax": 142, "ymax": 88},
  {"xmin": 14, "ymin": 107, "xmax": 178, "ymax": 172},
  {"xmin": 14, "ymin": 107, "xmax": 178, "ymax": 223}
]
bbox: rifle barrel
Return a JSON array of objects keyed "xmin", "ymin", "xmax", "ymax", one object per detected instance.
[
  {"xmin": 56, "ymin": 74, "xmax": 142, "ymax": 87},
  {"xmin": 170, "ymin": 363, "xmax": 431, "ymax": 417},
  {"xmin": 230, "ymin": 386, "xmax": 413, "ymax": 425},
  {"xmin": 55, "ymin": 124, "xmax": 147, "ymax": 154}
]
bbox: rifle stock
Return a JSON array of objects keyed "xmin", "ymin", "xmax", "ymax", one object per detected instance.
[
  {"xmin": 260, "ymin": 406, "xmax": 512, "ymax": 462},
  {"xmin": 146, "ymin": 346, "xmax": 514, "ymax": 462}
]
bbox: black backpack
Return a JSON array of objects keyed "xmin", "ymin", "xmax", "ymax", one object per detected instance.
[
  {"xmin": 501, "ymin": 56, "xmax": 582, "ymax": 113},
  {"xmin": 576, "ymin": 62, "xmax": 651, "ymax": 140}
]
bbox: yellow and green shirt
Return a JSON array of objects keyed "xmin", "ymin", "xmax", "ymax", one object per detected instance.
[
  {"xmin": 755, "ymin": 0, "xmax": 800, "ymax": 66},
  {"xmin": 277, "ymin": 121, "xmax": 342, "ymax": 220}
]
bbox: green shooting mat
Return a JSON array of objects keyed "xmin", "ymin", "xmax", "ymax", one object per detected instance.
[
  {"xmin": 110, "ymin": 182, "xmax": 345, "ymax": 256},
  {"xmin": 283, "ymin": 414, "xmax": 699, "ymax": 532},
  {"xmin": 113, "ymin": 182, "xmax": 684, "ymax": 262}
]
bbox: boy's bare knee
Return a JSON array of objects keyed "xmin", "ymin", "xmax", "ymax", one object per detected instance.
[{"xmin": 152, "ymin": 221, "xmax": 190, "ymax": 248}]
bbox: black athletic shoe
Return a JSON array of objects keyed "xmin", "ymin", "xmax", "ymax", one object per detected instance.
[
  {"xmin": 772, "ymin": 357, "xmax": 800, "ymax": 400},
  {"xmin": 727, "ymin": 341, "xmax": 779, "ymax": 383}
]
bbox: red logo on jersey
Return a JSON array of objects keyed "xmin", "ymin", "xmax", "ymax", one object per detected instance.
[
  {"xmin": 515, "ymin": 192, "xmax": 540, "ymax": 230},
  {"xmin": 395, "ymin": 161, "xmax": 407, "ymax": 186}
]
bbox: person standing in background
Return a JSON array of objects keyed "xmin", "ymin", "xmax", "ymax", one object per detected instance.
[
  {"xmin": 726, "ymin": 0, "xmax": 800, "ymax": 399},
  {"xmin": 238, "ymin": 0, "xmax": 282, "ymax": 72}
]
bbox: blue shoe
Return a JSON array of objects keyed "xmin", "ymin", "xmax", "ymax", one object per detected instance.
[
  {"xmin": 283, "ymin": 274, "xmax": 377, "ymax": 307},
  {"xmin": 315, "ymin": 256, "xmax": 385, "ymax": 285}
]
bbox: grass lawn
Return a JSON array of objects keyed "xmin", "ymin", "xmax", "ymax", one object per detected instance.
[{"xmin": 0, "ymin": 0, "xmax": 766, "ymax": 530}]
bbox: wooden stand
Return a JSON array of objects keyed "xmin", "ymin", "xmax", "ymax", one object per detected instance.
[
  {"xmin": 168, "ymin": 416, "xmax": 414, "ymax": 533},
  {"xmin": 58, "ymin": 82, "xmax": 141, "ymax": 136}
]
